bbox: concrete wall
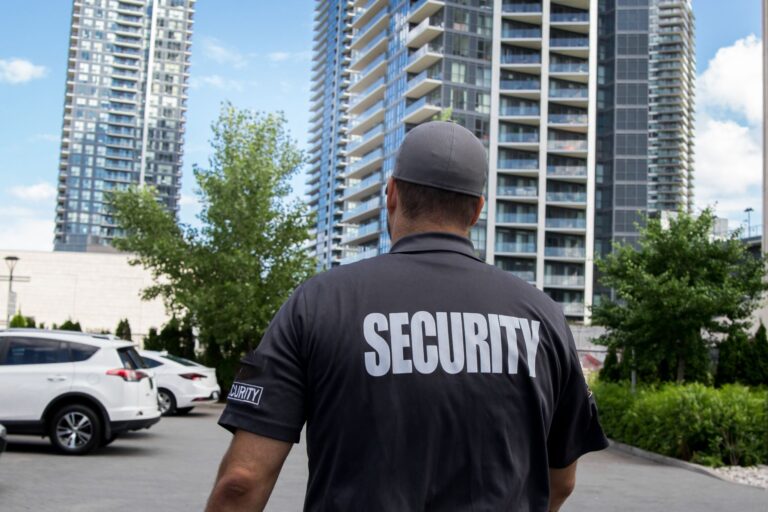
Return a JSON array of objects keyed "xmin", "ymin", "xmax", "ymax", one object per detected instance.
[{"xmin": 0, "ymin": 250, "xmax": 170, "ymax": 340}]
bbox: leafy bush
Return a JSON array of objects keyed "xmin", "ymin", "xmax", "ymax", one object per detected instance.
[
  {"xmin": 592, "ymin": 380, "xmax": 768, "ymax": 467},
  {"xmin": 715, "ymin": 324, "xmax": 768, "ymax": 387}
]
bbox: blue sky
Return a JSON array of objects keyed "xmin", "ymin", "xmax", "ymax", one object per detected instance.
[{"xmin": 0, "ymin": 0, "xmax": 763, "ymax": 250}]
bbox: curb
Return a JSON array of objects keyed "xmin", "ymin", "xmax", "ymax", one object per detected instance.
[{"xmin": 608, "ymin": 439, "xmax": 767, "ymax": 491}]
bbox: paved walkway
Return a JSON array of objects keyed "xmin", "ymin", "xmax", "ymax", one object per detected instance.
[{"xmin": 1, "ymin": 405, "xmax": 764, "ymax": 511}]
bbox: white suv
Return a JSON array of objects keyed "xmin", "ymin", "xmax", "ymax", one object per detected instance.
[
  {"xmin": 139, "ymin": 350, "xmax": 220, "ymax": 416},
  {"xmin": 0, "ymin": 329, "xmax": 161, "ymax": 455}
]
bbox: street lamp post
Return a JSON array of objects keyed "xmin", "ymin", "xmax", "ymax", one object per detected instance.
[
  {"xmin": 745, "ymin": 207, "xmax": 755, "ymax": 238},
  {"xmin": 5, "ymin": 256, "xmax": 19, "ymax": 327}
]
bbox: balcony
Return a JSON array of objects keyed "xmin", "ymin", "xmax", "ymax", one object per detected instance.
[
  {"xmin": 560, "ymin": 302, "xmax": 585, "ymax": 317},
  {"xmin": 350, "ymin": 31, "xmax": 388, "ymax": 71},
  {"xmin": 351, "ymin": 8, "xmax": 389, "ymax": 51},
  {"xmin": 546, "ymin": 217, "xmax": 586, "ymax": 230},
  {"xmin": 407, "ymin": 0, "xmax": 444, "ymax": 24},
  {"xmin": 350, "ymin": 53, "xmax": 388, "ymax": 93},
  {"xmin": 500, "ymin": 79, "xmax": 541, "ymax": 99},
  {"xmin": 347, "ymin": 123, "xmax": 385, "ymax": 157},
  {"xmin": 502, "ymin": 27, "xmax": 542, "ymax": 39},
  {"xmin": 544, "ymin": 246, "xmax": 585, "ymax": 258},
  {"xmin": 546, "ymin": 191, "xmax": 586, "ymax": 203},
  {"xmin": 544, "ymin": 274, "xmax": 585, "ymax": 287},
  {"xmin": 497, "ymin": 185, "xmax": 538, "ymax": 198},
  {"xmin": 339, "ymin": 247, "xmax": 379, "ymax": 265},
  {"xmin": 549, "ymin": 87, "xmax": 588, "ymax": 100},
  {"xmin": 403, "ymin": 95, "xmax": 441, "ymax": 124},
  {"xmin": 341, "ymin": 196, "xmax": 382, "ymax": 223},
  {"xmin": 349, "ymin": 76, "xmax": 386, "ymax": 114},
  {"xmin": 499, "ymin": 105, "xmax": 540, "ymax": 118},
  {"xmin": 343, "ymin": 172, "xmax": 382, "ymax": 201},
  {"xmin": 548, "ymin": 113, "xmax": 587, "ymax": 125},
  {"xmin": 500, "ymin": 53, "xmax": 542, "ymax": 71},
  {"xmin": 550, "ymin": 37, "xmax": 589, "ymax": 49},
  {"xmin": 495, "ymin": 242, "xmax": 537, "ymax": 255},
  {"xmin": 548, "ymin": 139, "xmax": 588, "ymax": 154},
  {"xmin": 551, "ymin": 12, "xmax": 589, "ymax": 23},
  {"xmin": 341, "ymin": 221, "xmax": 381, "ymax": 245},
  {"xmin": 498, "ymin": 158, "xmax": 539, "ymax": 171},
  {"xmin": 405, "ymin": 70, "xmax": 442, "ymax": 98},
  {"xmin": 406, "ymin": 17, "xmax": 444, "ymax": 48},
  {"xmin": 347, "ymin": 148, "xmax": 384, "ymax": 179},
  {"xmin": 496, "ymin": 212, "xmax": 537, "ymax": 225},
  {"xmin": 351, "ymin": 0, "xmax": 388, "ymax": 29},
  {"xmin": 349, "ymin": 99, "xmax": 385, "ymax": 135},
  {"xmin": 502, "ymin": 2, "xmax": 543, "ymax": 17},
  {"xmin": 549, "ymin": 62, "xmax": 589, "ymax": 80},
  {"xmin": 547, "ymin": 165, "xmax": 587, "ymax": 178},
  {"xmin": 405, "ymin": 42, "xmax": 443, "ymax": 73}
]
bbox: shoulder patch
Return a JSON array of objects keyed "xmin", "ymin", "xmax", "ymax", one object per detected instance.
[{"xmin": 228, "ymin": 382, "xmax": 264, "ymax": 406}]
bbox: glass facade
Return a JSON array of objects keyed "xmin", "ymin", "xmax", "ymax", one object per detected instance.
[{"xmin": 55, "ymin": 0, "xmax": 195, "ymax": 252}]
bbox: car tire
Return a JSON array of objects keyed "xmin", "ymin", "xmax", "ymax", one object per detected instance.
[
  {"xmin": 49, "ymin": 404, "xmax": 102, "ymax": 455},
  {"xmin": 158, "ymin": 388, "xmax": 177, "ymax": 416},
  {"xmin": 175, "ymin": 407, "xmax": 194, "ymax": 415}
]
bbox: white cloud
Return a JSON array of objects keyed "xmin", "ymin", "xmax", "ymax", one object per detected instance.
[
  {"xmin": 10, "ymin": 182, "xmax": 57, "ymax": 202},
  {"xmin": 201, "ymin": 37, "xmax": 248, "ymax": 69},
  {"xmin": 698, "ymin": 35, "xmax": 762, "ymax": 125},
  {"xmin": 695, "ymin": 35, "xmax": 763, "ymax": 228},
  {"xmin": 190, "ymin": 74, "xmax": 245, "ymax": 92},
  {"xmin": 267, "ymin": 50, "xmax": 312, "ymax": 63},
  {"xmin": 0, "ymin": 207, "xmax": 54, "ymax": 251},
  {"xmin": 0, "ymin": 58, "xmax": 47, "ymax": 84}
]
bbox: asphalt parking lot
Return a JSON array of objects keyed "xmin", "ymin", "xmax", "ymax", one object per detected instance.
[{"xmin": 1, "ymin": 404, "xmax": 765, "ymax": 511}]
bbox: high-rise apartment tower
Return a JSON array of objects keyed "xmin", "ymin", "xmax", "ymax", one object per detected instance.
[
  {"xmin": 308, "ymin": 0, "xmax": 599, "ymax": 322},
  {"xmin": 54, "ymin": 0, "xmax": 195, "ymax": 252}
]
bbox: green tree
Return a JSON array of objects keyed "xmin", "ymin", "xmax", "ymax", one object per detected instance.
[
  {"xmin": 112, "ymin": 104, "xmax": 315, "ymax": 392},
  {"xmin": 59, "ymin": 319, "xmax": 82, "ymax": 332},
  {"xmin": 9, "ymin": 312, "xmax": 27, "ymax": 328},
  {"xmin": 115, "ymin": 318, "xmax": 132, "ymax": 341},
  {"xmin": 592, "ymin": 209, "xmax": 766, "ymax": 384}
]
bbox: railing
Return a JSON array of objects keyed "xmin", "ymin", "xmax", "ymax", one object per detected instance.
[
  {"xmin": 499, "ymin": 132, "xmax": 539, "ymax": 143},
  {"xmin": 359, "ymin": 52, "xmax": 387, "ymax": 78},
  {"xmin": 550, "ymin": 37, "xmax": 589, "ymax": 48},
  {"xmin": 544, "ymin": 275, "xmax": 585, "ymax": 286},
  {"xmin": 355, "ymin": 8, "xmax": 388, "ymax": 42},
  {"xmin": 407, "ymin": 42, "xmax": 443, "ymax": 65},
  {"xmin": 549, "ymin": 113, "xmax": 587, "ymax": 124},
  {"xmin": 547, "ymin": 165, "xmax": 587, "ymax": 177},
  {"xmin": 550, "ymin": 62, "xmax": 588, "ymax": 73},
  {"xmin": 549, "ymin": 88, "xmax": 588, "ymax": 99},
  {"xmin": 495, "ymin": 242, "xmax": 537, "ymax": 253},
  {"xmin": 342, "ymin": 221, "xmax": 381, "ymax": 243},
  {"xmin": 347, "ymin": 124, "xmax": 384, "ymax": 153},
  {"xmin": 345, "ymin": 172, "xmax": 382, "ymax": 197},
  {"xmin": 501, "ymin": 53, "xmax": 542, "ymax": 64},
  {"xmin": 497, "ymin": 186, "xmax": 537, "ymax": 197},
  {"xmin": 349, "ymin": 77, "xmax": 386, "ymax": 108},
  {"xmin": 546, "ymin": 191, "xmax": 586, "ymax": 202},
  {"xmin": 351, "ymin": 31, "xmax": 387, "ymax": 67},
  {"xmin": 343, "ymin": 197, "xmax": 382, "ymax": 220},
  {"xmin": 500, "ymin": 79, "xmax": 540, "ymax": 90},
  {"xmin": 502, "ymin": 28, "xmax": 542, "ymax": 38},
  {"xmin": 551, "ymin": 12, "xmax": 589, "ymax": 23},
  {"xmin": 350, "ymin": 99, "xmax": 384, "ymax": 129},
  {"xmin": 561, "ymin": 302, "xmax": 585, "ymax": 316},
  {"xmin": 497, "ymin": 213, "xmax": 537, "ymax": 224},
  {"xmin": 404, "ymin": 95, "xmax": 440, "ymax": 117},
  {"xmin": 347, "ymin": 148, "xmax": 383, "ymax": 175},
  {"xmin": 500, "ymin": 106, "xmax": 540, "ymax": 116},
  {"xmin": 502, "ymin": 2, "xmax": 542, "ymax": 13},
  {"xmin": 408, "ymin": 17, "xmax": 444, "ymax": 41},
  {"xmin": 499, "ymin": 158, "xmax": 539, "ymax": 169},
  {"xmin": 406, "ymin": 69, "xmax": 442, "ymax": 90},
  {"xmin": 548, "ymin": 140, "xmax": 588, "ymax": 151},
  {"xmin": 545, "ymin": 246, "xmax": 586, "ymax": 258},
  {"xmin": 340, "ymin": 247, "xmax": 379, "ymax": 265},
  {"xmin": 351, "ymin": 0, "xmax": 380, "ymax": 25},
  {"xmin": 546, "ymin": 217, "xmax": 586, "ymax": 229}
]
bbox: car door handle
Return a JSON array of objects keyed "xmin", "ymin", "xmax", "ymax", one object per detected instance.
[{"xmin": 47, "ymin": 376, "xmax": 68, "ymax": 382}]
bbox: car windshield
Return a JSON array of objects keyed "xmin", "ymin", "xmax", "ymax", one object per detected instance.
[{"xmin": 161, "ymin": 354, "xmax": 201, "ymax": 367}]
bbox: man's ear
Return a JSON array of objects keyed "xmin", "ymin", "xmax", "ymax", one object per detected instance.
[
  {"xmin": 386, "ymin": 177, "xmax": 397, "ymax": 214},
  {"xmin": 470, "ymin": 196, "xmax": 485, "ymax": 227}
]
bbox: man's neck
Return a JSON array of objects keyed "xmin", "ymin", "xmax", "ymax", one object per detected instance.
[{"xmin": 389, "ymin": 222, "xmax": 470, "ymax": 245}]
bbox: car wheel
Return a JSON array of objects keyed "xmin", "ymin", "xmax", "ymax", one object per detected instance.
[
  {"xmin": 158, "ymin": 388, "xmax": 177, "ymax": 416},
  {"xmin": 175, "ymin": 407, "xmax": 194, "ymax": 415},
  {"xmin": 49, "ymin": 405, "xmax": 102, "ymax": 455}
]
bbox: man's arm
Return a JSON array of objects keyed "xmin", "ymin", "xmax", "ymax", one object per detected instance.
[
  {"xmin": 548, "ymin": 461, "xmax": 577, "ymax": 512},
  {"xmin": 205, "ymin": 429, "xmax": 292, "ymax": 512}
]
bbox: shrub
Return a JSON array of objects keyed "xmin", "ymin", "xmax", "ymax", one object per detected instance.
[{"xmin": 592, "ymin": 380, "xmax": 768, "ymax": 467}]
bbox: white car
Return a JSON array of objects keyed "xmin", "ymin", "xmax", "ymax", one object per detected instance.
[
  {"xmin": 0, "ymin": 329, "xmax": 161, "ymax": 455},
  {"xmin": 139, "ymin": 350, "xmax": 220, "ymax": 416}
]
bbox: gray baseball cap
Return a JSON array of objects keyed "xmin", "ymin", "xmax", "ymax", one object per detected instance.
[{"xmin": 393, "ymin": 121, "xmax": 488, "ymax": 197}]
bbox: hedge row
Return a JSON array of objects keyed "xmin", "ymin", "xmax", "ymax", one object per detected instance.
[{"xmin": 592, "ymin": 381, "xmax": 768, "ymax": 467}]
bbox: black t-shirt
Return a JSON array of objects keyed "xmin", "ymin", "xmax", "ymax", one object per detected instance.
[{"xmin": 219, "ymin": 232, "xmax": 608, "ymax": 511}]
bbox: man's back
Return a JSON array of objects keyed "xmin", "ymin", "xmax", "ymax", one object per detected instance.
[{"xmin": 219, "ymin": 233, "xmax": 607, "ymax": 511}]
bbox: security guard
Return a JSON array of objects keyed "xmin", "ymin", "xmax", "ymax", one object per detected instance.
[{"xmin": 206, "ymin": 121, "xmax": 608, "ymax": 511}]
